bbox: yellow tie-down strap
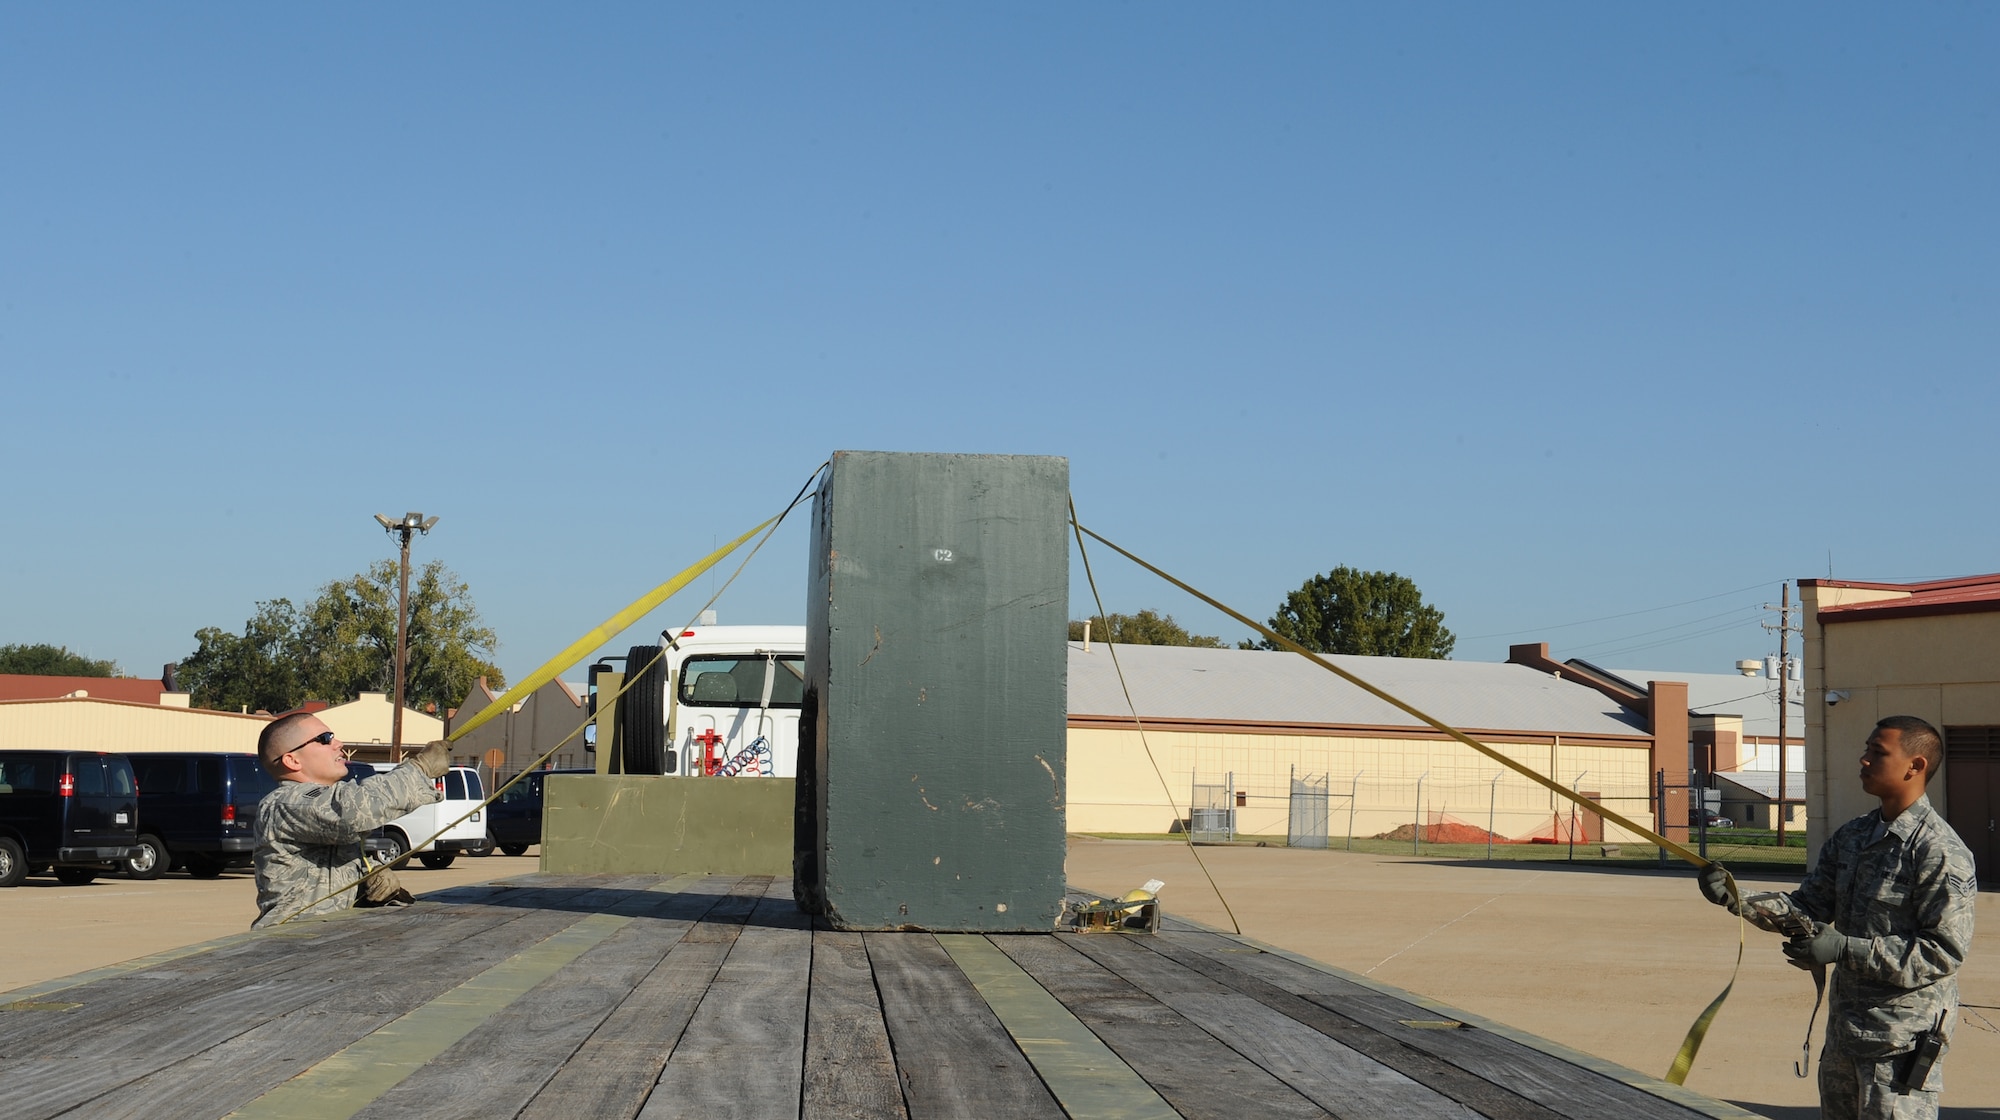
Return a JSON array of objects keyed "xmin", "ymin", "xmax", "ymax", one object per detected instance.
[{"xmin": 1069, "ymin": 518, "xmax": 1737, "ymax": 1086}]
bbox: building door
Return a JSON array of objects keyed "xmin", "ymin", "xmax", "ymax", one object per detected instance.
[{"xmin": 1943, "ymin": 727, "xmax": 2000, "ymax": 885}]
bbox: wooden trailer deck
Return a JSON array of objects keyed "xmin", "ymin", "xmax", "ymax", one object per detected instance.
[{"xmin": 0, "ymin": 872, "xmax": 1759, "ymax": 1120}]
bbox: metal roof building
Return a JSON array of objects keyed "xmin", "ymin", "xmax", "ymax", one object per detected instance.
[{"xmin": 1063, "ymin": 643, "xmax": 1689, "ymax": 845}]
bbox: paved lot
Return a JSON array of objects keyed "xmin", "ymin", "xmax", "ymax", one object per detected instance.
[{"xmin": 5, "ymin": 842, "xmax": 1995, "ymax": 1119}]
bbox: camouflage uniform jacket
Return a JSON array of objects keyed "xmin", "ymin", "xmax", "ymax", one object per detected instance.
[
  {"xmin": 1749, "ymin": 794, "xmax": 1977, "ymax": 1056},
  {"xmin": 251, "ymin": 764, "xmax": 440, "ymax": 930}
]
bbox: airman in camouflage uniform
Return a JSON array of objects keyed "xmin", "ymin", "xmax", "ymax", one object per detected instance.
[
  {"xmin": 250, "ymin": 712, "xmax": 448, "ymax": 930},
  {"xmin": 1701, "ymin": 715, "xmax": 1977, "ymax": 1120}
]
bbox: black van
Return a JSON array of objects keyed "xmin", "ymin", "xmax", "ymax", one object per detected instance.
[
  {"xmin": 0, "ymin": 750, "xmax": 142, "ymax": 887},
  {"xmin": 487, "ymin": 769, "xmax": 593, "ymax": 856},
  {"xmin": 124, "ymin": 753, "xmax": 279, "ymax": 879}
]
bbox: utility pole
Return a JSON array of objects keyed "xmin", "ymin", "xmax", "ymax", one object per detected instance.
[
  {"xmin": 1763, "ymin": 583, "xmax": 1803, "ymax": 847},
  {"xmin": 375, "ymin": 512, "xmax": 438, "ymax": 763}
]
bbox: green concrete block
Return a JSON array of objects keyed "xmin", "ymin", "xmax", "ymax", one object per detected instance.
[
  {"xmin": 797, "ymin": 451, "xmax": 1069, "ymax": 931},
  {"xmin": 542, "ymin": 775, "xmax": 794, "ymax": 877}
]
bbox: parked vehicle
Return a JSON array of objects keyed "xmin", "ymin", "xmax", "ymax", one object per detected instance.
[
  {"xmin": 0, "ymin": 750, "xmax": 141, "ymax": 887},
  {"xmin": 359, "ymin": 762, "xmax": 492, "ymax": 869},
  {"xmin": 487, "ymin": 768, "xmax": 594, "ymax": 856},
  {"xmin": 608, "ymin": 624, "xmax": 806, "ymax": 777},
  {"xmin": 123, "ymin": 752, "xmax": 278, "ymax": 879},
  {"xmin": 1696, "ymin": 810, "xmax": 1734, "ymax": 830}
]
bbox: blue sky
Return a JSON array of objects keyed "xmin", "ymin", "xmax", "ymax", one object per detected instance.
[{"xmin": 3, "ymin": 5, "xmax": 1994, "ymax": 687}]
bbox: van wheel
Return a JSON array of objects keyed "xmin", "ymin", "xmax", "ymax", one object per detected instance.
[
  {"xmin": 499, "ymin": 843, "xmax": 529, "ymax": 857},
  {"xmin": 55, "ymin": 867, "xmax": 97, "ymax": 886},
  {"xmin": 183, "ymin": 854, "xmax": 226, "ymax": 879},
  {"xmin": 126, "ymin": 835, "xmax": 170, "ymax": 880},
  {"xmin": 0, "ymin": 838, "xmax": 25, "ymax": 887},
  {"xmin": 378, "ymin": 831, "xmax": 410, "ymax": 865},
  {"xmin": 419, "ymin": 852, "xmax": 456, "ymax": 870},
  {"xmin": 622, "ymin": 643, "xmax": 667, "ymax": 774}
]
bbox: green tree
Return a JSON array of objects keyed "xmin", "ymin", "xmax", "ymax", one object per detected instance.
[
  {"xmin": 1068, "ymin": 610, "xmax": 1226, "ymax": 648},
  {"xmin": 178, "ymin": 600, "xmax": 307, "ymax": 712},
  {"xmin": 1260, "ymin": 567, "xmax": 1455, "ymax": 658},
  {"xmin": 179, "ymin": 562, "xmax": 505, "ymax": 714},
  {"xmin": 298, "ymin": 560, "xmax": 506, "ymax": 713},
  {"xmin": 0, "ymin": 643, "xmax": 120, "ymax": 677}
]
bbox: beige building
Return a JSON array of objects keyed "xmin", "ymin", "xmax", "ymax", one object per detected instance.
[
  {"xmin": 1801, "ymin": 573, "xmax": 2000, "ymax": 881},
  {"xmin": 447, "ymin": 678, "xmax": 590, "ymax": 779},
  {"xmin": 320, "ymin": 693, "xmax": 446, "ymax": 762},
  {"xmin": 1068, "ymin": 642, "xmax": 1696, "ymax": 846},
  {"xmin": 0, "ymin": 696, "xmax": 268, "ymax": 754}
]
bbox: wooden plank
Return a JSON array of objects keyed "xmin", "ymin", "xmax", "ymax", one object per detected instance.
[
  {"xmin": 1064, "ymin": 935, "xmax": 1481, "ymax": 1120},
  {"xmin": 639, "ymin": 879, "xmax": 812, "ymax": 1120},
  {"xmin": 937, "ymin": 934, "xmax": 1179, "ymax": 1120},
  {"xmin": 515, "ymin": 876, "xmax": 768, "ymax": 1120},
  {"xmin": 994, "ymin": 934, "xmax": 1332, "ymax": 1120},
  {"xmin": 803, "ymin": 932, "xmax": 908, "ymax": 1120},
  {"xmin": 863, "ymin": 932, "xmax": 1064, "ymax": 1120},
  {"xmin": 1153, "ymin": 932, "xmax": 1715, "ymax": 1120},
  {"xmin": 224, "ymin": 889, "xmax": 666, "ymax": 1120},
  {"xmin": 345, "ymin": 878, "xmax": 720, "ymax": 1120},
  {"xmin": 5, "ymin": 892, "xmax": 623, "ymax": 1120}
]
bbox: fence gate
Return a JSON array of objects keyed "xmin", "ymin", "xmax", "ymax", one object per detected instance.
[
  {"xmin": 1190, "ymin": 773, "xmax": 1234, "ymax": 843},
  {"xmin": 1288, "ymin": 767, "xmax": 1329, "ymax": 849}
]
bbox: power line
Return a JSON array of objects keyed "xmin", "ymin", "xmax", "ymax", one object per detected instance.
[
  {"xmin": 1557, "ymin": 603, "xmax": 1765, "ymax": 655},
  {"xmin": 1461, "ymin": 579, "xmax": 1778, "ymax": 641}
]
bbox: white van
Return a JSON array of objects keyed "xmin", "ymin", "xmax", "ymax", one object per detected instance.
[
  {"xmin": 359, "ymin": 763, "xmax": 492, "ymax": 869},
  {"xmin": 605, "ymin": 624, "xmax": 806, "ymax": 778}
]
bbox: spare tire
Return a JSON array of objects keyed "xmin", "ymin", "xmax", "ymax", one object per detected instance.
[{"xmin": 621, "ymin": 643, "xmax": 668, "ymax": 774}]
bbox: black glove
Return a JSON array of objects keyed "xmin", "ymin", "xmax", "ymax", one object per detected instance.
[
  {"xmin": 1782, "ymin": 922, "xmax": 1848, "ymax": 967},
  {"xmin": 407, "ymin": 739, "xmax": 452, "ymax": 780},
  {"xmin": 1697, "ymin": 862, "xmax": 1733, "ymax": 908}
]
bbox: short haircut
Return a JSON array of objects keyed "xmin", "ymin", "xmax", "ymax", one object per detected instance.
[
  {"xmin": 1877, "ymin": 715, "xmax": 1944, "ymax": 780},
  {"xmin": 257, "ymin": 712, "xmax": 321, "ymax": 779}
]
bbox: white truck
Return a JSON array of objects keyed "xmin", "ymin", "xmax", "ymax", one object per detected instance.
[
  {"xmin": 355, "ymin": 762, "xmax": 492, "ymax": 868},
  {"xmin": 600, "ymin": 624, "xmax": 806, "ymax": 778}
]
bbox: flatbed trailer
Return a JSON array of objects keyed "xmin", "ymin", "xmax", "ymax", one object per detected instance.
[{"xmin": 0, "ymin": 872, "xmax": 1760, "ymax": 1120}]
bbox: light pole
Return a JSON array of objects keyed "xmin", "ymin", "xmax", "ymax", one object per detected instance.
[{"xmin": 374, "ymin": 511, "xmax": 438, "ymax": 762}]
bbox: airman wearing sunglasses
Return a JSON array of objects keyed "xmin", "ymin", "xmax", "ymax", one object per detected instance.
[{"xmin": 249, "ymin": 711, "xmax": 450, "ymax": 929}]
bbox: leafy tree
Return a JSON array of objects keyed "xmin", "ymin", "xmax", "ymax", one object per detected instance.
[
  {"xmin": 180, "ymin": 562, "xmax": 505, "ymax": 714},
  {"xmin": 298, "ymin": 560, "xmax": 506, "ymax": 713},
  {"xmin": 1068, "ymin": 610, "xmax": 1226, "ymax": 648},
  {"xmin": 0, "ymin": 643, "xmax": 120, "ymax": 677},
  {"xmin": 1259, "ymin": 567, "xmax": 1455, "ymax": 659},
  {"xmin": 179, "ymin": 600, "xmax": 307, "ymax": 713}
]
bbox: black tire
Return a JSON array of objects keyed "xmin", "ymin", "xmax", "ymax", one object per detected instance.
[
  {"xmin": 0, "ymin": 837, "xmax": 25, "ymax": 888},
  {"xmin": 377, "ymin": 830, "xmax": 410, "ymax": 865},
  {"xmin": 126, "ymin": 835, "xmax": 170, "ymax": 880},
  {"xmin": 499, "ymin": 843, "xmax": 529, "ymax": 857},
  {"xmin": 55, "ymin": 867, "xmax": 97, "ymax": 886},
  {"xmin": 621, "ymin": 643, "xmax": 668, "ymax": 774},
  {"xmin": 183, "ymin": 854, "xmax": 227, "ymax": 879},
  {"xmin": 419, "ymin": 852, "xmax": 456, "ymax": 870}
]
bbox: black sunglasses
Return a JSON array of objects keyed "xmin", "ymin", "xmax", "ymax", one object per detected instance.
[{"xmin": 288, "ymin": 730, "xmax": 338, "ymax": 753}]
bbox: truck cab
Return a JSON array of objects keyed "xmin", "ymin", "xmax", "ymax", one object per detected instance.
[{"xmin": 605, "ymin": 624, "xmax": 806, "ymax": 778}]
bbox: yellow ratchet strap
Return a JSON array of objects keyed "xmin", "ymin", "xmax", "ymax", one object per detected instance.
[
  {"xmin": 1069, "ymin": 518, "xmax": 1741, "ymax": 1085},
  {"xmin": 446, "ymin": 517, "xmax": 774, "ymax": 743}
]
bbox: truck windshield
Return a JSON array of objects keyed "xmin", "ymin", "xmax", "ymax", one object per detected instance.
[{"xmin": 678, "ymin": 654, "xmax": 806, "ymax": 708}]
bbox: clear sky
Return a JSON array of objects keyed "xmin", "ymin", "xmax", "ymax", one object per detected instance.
[{"xmin": 3, "ymin": 5, "xmax": 1994, "ymax": 688}]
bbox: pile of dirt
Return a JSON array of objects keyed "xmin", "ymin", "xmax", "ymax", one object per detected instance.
[{"xmin": 1372, "ymin": 821, "xmax": 1511, "ymax": 845}]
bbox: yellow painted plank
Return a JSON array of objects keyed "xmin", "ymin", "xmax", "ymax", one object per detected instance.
[{"xmin": 937, "ymin": 934, "xmax": 1180, "ymax": 1120}]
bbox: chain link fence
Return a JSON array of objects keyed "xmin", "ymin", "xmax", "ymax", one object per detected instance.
[{"xmin": 1187, "ymin": 767, "xmax": 1657, "ymax": 855}]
